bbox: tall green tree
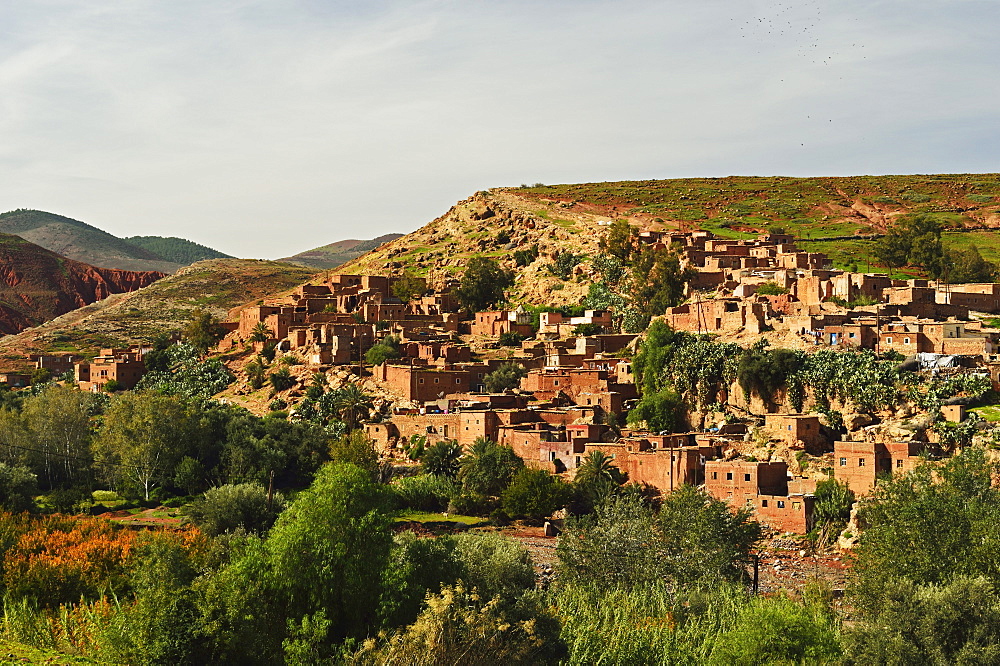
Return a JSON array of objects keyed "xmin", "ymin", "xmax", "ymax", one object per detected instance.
[
  {"xmin": 183, "ymin": 308, "xmax": 228, "ymax": 353},
  {"xmin": 455, "ymin": 256, "xmax": 514, "ymax": 312},
  {"xmin": 92, "ymin": 392, "xmax": 198, "ymax": 499}
]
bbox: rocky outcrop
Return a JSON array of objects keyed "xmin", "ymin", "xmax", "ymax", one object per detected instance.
[{"xmin": 0, "ymin": 234, "xmax": 164, "ymax": 334}]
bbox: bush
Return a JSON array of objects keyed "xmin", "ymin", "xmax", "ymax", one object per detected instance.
[
  {"xmin": 392, "ymin": 474, "xmax": 458, "ymax": 512},
  {"xmin": 269, "ymin": 368, "xmax": 295, "ymax": 392},
  {"xmin": 0, "ymin": 463, "xmax": 37, "ymax": 513},
  {"xmin": 755, "ymin": 281, "xmax": 788, "ymax": 296},
  {"xmin": 187, "ymin": 483, "xmax": 285, "ymax": 536},
  {"xmin": 484, "ymin": 362, "xmax": 527, "ymax": 393},
  {"xmin": 502, "ymin": 468, "xmax": 573, "ymax": 522},
  {"xmin": 498, "ymin": 331, "xmax": 525, "ymax": 347}
]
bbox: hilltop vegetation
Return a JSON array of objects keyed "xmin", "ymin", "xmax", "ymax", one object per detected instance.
[
  {"xmin": 514, "ymin": 174, "xmax": 1000, "ymax": 270},
  {"xmin": 125, "ymin": 235, "xmax": 233, "ymax": 264},
  {"xmin": 0, "ymin": 209, "xmax": 181, "ymax": 273}
]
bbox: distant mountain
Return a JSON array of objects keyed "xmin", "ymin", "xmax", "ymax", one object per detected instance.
[
  {"xmin": 125, "ymin": 236, "xmax": 233, "ymax": 264},
  {"xmin": 0, "ymin": 233, "xmax": 164, "ymax": 335},
  {"xmin": 280, "ymin": 233, "xmax": 405, "ymax": 270},
  {"xmin": 0, "ymin": 209, "xmax": 182, "ymax": 273},
  {"xmin": 0, "ymin": 258, "xmax": 320, "ymax": 370}
]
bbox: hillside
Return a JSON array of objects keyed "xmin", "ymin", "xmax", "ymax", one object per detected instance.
[
  {"xmin": 0, "ymin": 259, "xmax": 319, "ymax": 371},
  {"xmin": 317, "ymin": 174, "xmax": 1000, "ymax": 308},
  {"xmin": 0, "ymin": 209, "xmax": 182, "ymax": 273},
  {"xmin": 279, "ymin": 233, "xmax": 404, "ymax": 270},
  {"xmin": 0, "ymin": 233, "xmax": 164, "ymax": 335},
  {"xmin": 512, "ymin": 174, "xmax": 1000, "ymax": 269},
  {"xmin": 125, "ymin": 235, "xmax": 233, "ymax": 264}
]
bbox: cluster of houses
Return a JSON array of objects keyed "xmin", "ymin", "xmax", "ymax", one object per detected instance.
[
  {"xmin": 8, "ymin": 228, "xmax": 1000, "ymax": 534},
  {"xmin": 650, "ymin": 230, "xmax": 1000, "ymax": 359}
]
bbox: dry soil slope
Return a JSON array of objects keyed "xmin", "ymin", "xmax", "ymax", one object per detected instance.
[
  {"xmin": 0, "ymin": 209, "xmax": 182, "ymax": 273},
  {"xmin": 0, "ymin": 233, "xmax": 164, "ymax": 335},
  {"xmin": 0, "ymin": 259, "xmax": 319, "ymax": 371}
]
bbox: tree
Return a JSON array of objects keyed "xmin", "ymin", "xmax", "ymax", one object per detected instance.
[
  {"xmin": 484, "ymin": 362, "xmax": 527, "ymax": 393},
  {"xmin": 629, "ymin": 246, "xmax": 695, "ymax": 316},
  {"xmin": 947, "ymin": 245, "xmax": 999, "ymax": 283},
  {"xmin": 332, "ymin": 384, "xmax": 374, "ymax": 429},
  {"xmin": 92, "ymin": 392, "xmax": 197, "ymax": 500},
  {"xmin": 559, "ymin": 487, "xmax": 761, "ymax": 589},
  {"xmin": 249, "ymin": 322, "xmax": 272, "ymax": 343},
  {"xmin": 268, "ymin": 368, "xmax": 295, "ymax": 392},
  {"xmin": 19, "ymin": 384, "xmax": 95, "ymax": 489},
  {"xmin": 265, "ymin": 463, "xmax": 395, "ymax": 643},
  {"xmin": 391, "ymin": 273, "xmax": 426, "ymax": 302},
  {"xmin": 599, "ymin": 220, "xmax": 637, "ymax": 261},
  {"xmin": 187, "ymin": 483, "xmax": 285, "ymax": 536},
  {"xmin": 458, "ymin": 438, "xmax": 524, "ymax": 498},
  {"xmin": 328, "ymin": 430, "xmax": 379, "ymax": 477},
  {"xmin": 812, "ymin": 477, "xmax": 854, "ymax": 538},
  {"xmin": 844, "ymin": 576, "xmax": 1000, "ymax": 664},
  {"xmin": 548, "ymin": 251, "xmax": 581, "ymax": 280},
  {"xmin": 850, "ymin": 447, "xmax": 1000, "ymax": 624},
  {"xmin": 456, "ymin": 256, "xmax": 514, "ymax": 312},
  {"xmin": 572, "ymin": 450, "xmax": 628, "ymax": 513},
  {"xmin": 365, "ymin": 336, "xmax": 401, "ymax": 366},
  {"xmin": 421, "ymin": 440, "xmax": 462, "ymax": 478},
  {"xmin": 0, "ymin": 463, "xmax": 37, "ymax": 512},
  {"xmin": 183, "ymin": 308, "xmax": 227, "ymax": 353},
  {"xmin": 502, "ymin": 468, "xmax": 572, "ymax": 522},
  {"xmin": 626, "ymin": 389, "xmax": 683, "ymax": 433}
]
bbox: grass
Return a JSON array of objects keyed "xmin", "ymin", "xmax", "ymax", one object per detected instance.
[
  {"xmin": 395, "ymin": 511, "xmax": 487, "ymax": 526},
  {"xmin": 971, "ymin": 405, "xmax": 1000, "ymax": 422},
  {"xmin": 0, "ymin": 639, "xmax": 97, "ymax": 664}
]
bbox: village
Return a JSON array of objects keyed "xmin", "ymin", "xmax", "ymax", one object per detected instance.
[{"xmin": 10, "ymin": 228, "xmax": 1000, "ymax": 537}]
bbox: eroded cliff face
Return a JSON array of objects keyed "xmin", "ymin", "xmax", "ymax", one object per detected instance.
[{"xmin": 0, "ymin": 234, "xmax": 164, "ymax": 334}]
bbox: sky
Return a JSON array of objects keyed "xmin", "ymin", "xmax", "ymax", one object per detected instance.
[{"xmin": 1, "ymin": 0, "xmax": 998, "ymax": 259}]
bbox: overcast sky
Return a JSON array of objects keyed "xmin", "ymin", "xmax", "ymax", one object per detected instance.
[{"xmin": 1, "ymin": 0, "xmax": 998, "ymax": 258}]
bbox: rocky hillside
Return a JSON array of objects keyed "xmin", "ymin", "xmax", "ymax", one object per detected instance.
[
  {"xmin": 324, "ymin": 174, "xmax": 1000, "ymax": 305},
  {"xmin": 0, "ymin": 209, "xmax": 183, "ymax": 273},
  {"xmin": 279, "ymin": 233, "xmax": 405, "ymax": 270},
  {"xmin": 0, "ymin": 258, "xmax": 319, "ymax": 371},
  {"xmin": 335, "ymin": 190, "xmax": 609, "ymax": 306},
  {"xmin": 0, "ymin": 233, "xmax": 164, "ymax": 335}
]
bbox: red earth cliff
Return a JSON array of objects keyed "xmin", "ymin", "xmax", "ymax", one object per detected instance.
[{"xmin": 0, "ymin": 234, "xmax": 164, "ymax": 335}]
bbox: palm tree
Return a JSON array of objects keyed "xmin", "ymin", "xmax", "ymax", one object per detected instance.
[
  {"xmin": 574, "ymin": 450, "xmax": 627, "ymax": 511},
  {"xmin": 249, "ymin": 322, "xmax": 271, "ymax": 343},
  {"xmin": 333, "ymin": 384, "xmax": 374, "ymax": 430}
]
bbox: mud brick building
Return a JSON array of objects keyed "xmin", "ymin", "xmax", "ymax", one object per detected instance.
[
  {"xmin": 833, "ymin": 440, "xmax": 925, "ymax": 496},
  {"xmin": 75, "ymin": 348, "xmax": 148, "ymax": 392}
]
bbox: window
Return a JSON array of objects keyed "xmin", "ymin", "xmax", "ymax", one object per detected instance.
[
  {"xmin": 793, "ymin": 502, "xmax": 800, "ymax": 510},
  {"xmin": 554, "ymin": 380, "xmax": 559, "ymax": 386},
  {"xmin": 840, "ymin": 457, "xmax": 847, "ymax": 466},
  {"xmin": 849, "ymin": 332, "xmax": 856, "ymax": 338},
  {"xmin": 897, "ymin": 459, "xmax": 903, "ymax": 469},
  {"xmin": 455, "ymin": 378, "xmax": 461, "ymax": 384},
  {"xmin": 885, "ymin": 337, "xmax": 893, "ymax": 344},
  {"xmin": 788, "ymin": 424, "xmax": 793, "ymax": 431},
  {"xmin": 777, "ymin": 500, "xmax": 785, "ymax": 508},
  {"xmin": 712, "ymin": 472, "xmax": 718, "ymax": 480},
  {"xmin": 434, "ymin": 378, "xmax": 440, "ymax": 384},
  {"xmin": 744, "ymin": 474, "xmax": 751, "ymax": 482},
  {"xmin": 761, "ymin": 499, "xmax": 768, "ymax": 507},
  {"xmin": 726, "ymin": 472, "xmax": 733, "ymax": 481},
  {"xmin": 858, "ymin": 458, "xmax": 865, "ymax": 467},
  {"xmin": 419, "ymin": 378, "xmax": 424, "ymax": 384}
]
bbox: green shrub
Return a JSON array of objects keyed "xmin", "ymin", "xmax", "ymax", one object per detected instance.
[{"xmin": 392, "ymin": 474, "xmax": 458, "ymax": 512}]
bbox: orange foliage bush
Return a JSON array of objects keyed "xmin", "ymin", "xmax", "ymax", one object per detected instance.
[{"xmin": 0, "ymin": 512, "xmax": 203, "ymax": 608}]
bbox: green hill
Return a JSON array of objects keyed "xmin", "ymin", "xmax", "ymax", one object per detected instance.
[
  {"xmin": 125, "ymin": 235, "xmax": 233, "ymax": 264},
  {"xmin": 0, "ymin": 209, "xmax": 182, "ymax": 273},
  {"xmin": 280, "ymin": 233, "xmax": 404, "ymax": 270},
  {"xmin": 511, "ymin": 174, "xmax": 1000, "ymax": 269}
]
